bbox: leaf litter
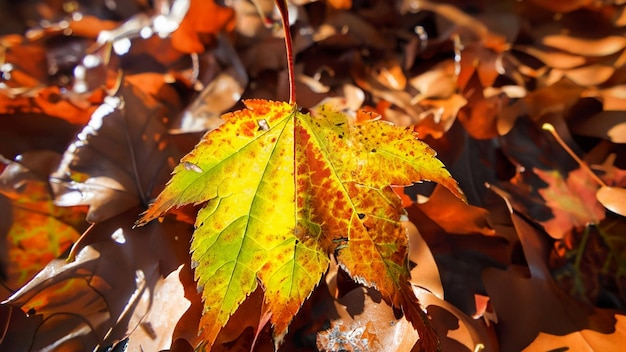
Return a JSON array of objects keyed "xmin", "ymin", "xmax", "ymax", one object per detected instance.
[{"xmin": 1, "ymin": 0, "xmax": 626, "ymax": 351}]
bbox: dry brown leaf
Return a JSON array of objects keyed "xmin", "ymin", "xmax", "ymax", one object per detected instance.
[
  {"xmin": 564, "ymin": 64, "xmax": 615, "ymax": 86},
  {"xmin": 409, "ymin": 60, "xmax": 457, "ymax": 102},
  {"xmin": 405, "ymin": 220, "xmax": 443, "ymax": 298},
  {"xmin": 317, "ymin": 288, "xmax": 419, "ymax": 352},
  {"xmin": 407, "ymin": 215, "xmax": 497, "ymax": 351},
  {"xmin": 171, "ymin": 0, "xmax": 236, "ymax": 54},
  {"xmin": 457, "ymin": 73, "xmax": 501, "ymax": 140},
  {"xmin": 370, "ymin": 56, "xmax": 407, "ymax": 91},
  {"xmin": 596, "ymin": 186, "xmax": 626, "ymax": 216},
  {"xmin": 416, "ymin": 185, "xmax": 495, "ymax": 237},
  {"xmin": 542, "ymin": 34, "xmax": 626, "ymax": 57},
  {"xmin": 49, "ymin": 80, "xmax": 181, "ymax": 223},
  {"xmin": 413, "ymin": 286, "xmax": 497, "ymax": 352},
  {"xmin": 415, "ymin": 93, "xmax": 467, "ymax": 139},
  {"xmin": 484, "ymin": 188, "xmax": 626, "ymax": 351},
  {"xmin": 569, "ymin": 110, "xmax": 626, "ymax": 143},
  {"xmin": 514, "ymin": 45, "xmax": 586, "ymax": 70},
  {"xmin": 401, "ymin": 0, "xmax": 489, "ymax": 42},
  {"xmin": 524, "ymin": 79, "xmax": 585, "ymax": 121},
  {"xmin": 320, "ymin": 11, "xmax": 392, "ymax": 50}
]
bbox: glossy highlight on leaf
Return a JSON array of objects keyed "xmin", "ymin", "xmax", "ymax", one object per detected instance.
[{"xmin": 138, "ymin": 98, "xmax": 462, "ymax": 348}]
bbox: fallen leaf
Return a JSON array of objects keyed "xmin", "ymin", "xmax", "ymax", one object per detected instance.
[
  {"xmin": 1, "ymin": 208, "xmax": 198, "ymax": 351},
  {"xmin": 513, "ymin": 45, "xmax": 586, "ymax": 70},
  {"xmin": 171, "ymin": 0, "xmax": 236, "ymax": 54},
  {"xmin": 413, "ymin": 286, "xmax": 497, "ymax": 352},
  {"xmin": 416, "ymin": 184, "xmax": 495, "ymax": 237},
  {"xmin": 0, "ymin": 151, "xmax": 87, "ymax": 297},
  {"xmin": 138, "ymin": 99, "xmax": 463, "ymax": 349},
  {"xmin": 542, "ymin": 34, "xmax": 626, "ymax": 57},
  {"xmin": 317, "ymin": 288, "xmax": 418, "ymax": 352},
  {"xmin": 0, "ymin": 112, "xmax": 82, "ymax": 161},
  {"xmin": 596, "ymin": 186, "xmax": 626, "ymax": 217},
  {"xmin": 533, "ymin": 167, "xmax": 605, "ymax": 240},
  {"xmin": 50, "ymin": 79, "xmax": 181, "ymax": 223},
  {"xmin": 484, "ymin": 187, "xmax": 626, "ymax": 352},
  {"xmin": 550, "ymin": 215, "xmax": 626, "ymax": 307},
  {"xmin": 569, "ymin": 110, "xmax": 626, "ymax": 144}
]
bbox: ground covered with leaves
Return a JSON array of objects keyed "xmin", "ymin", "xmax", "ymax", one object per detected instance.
[{"xmin": 1, "ymin": 0, "xmax": 626, "ymax": 351}]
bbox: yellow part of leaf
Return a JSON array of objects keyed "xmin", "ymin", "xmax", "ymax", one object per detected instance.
[{"xmin": 138, "ymin": 99, "xmax": 462, "ymax": 347}]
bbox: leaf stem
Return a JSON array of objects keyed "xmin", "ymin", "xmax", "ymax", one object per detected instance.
[{"xmin": 275, "ymin": 0, "xmax": 296, "ymax": 104}]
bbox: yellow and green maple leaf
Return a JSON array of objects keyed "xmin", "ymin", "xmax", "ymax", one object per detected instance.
[{"xmin": 138, "ymin": 99, "xmax": 464, "ymax": 348}]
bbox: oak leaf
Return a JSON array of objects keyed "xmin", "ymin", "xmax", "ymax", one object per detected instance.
[{"xmin": 138, "ymin": 99, "xmax": 463, "ymax": 348}]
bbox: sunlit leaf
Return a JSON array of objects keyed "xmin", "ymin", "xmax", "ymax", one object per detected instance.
[
  {"xmin": 533, "ymin": 168, "xmax": 606, "ymax": 240},
  {"xmin": 138, "ymin": 99, "xmax": 463, "ymax": 348},
  {"xmin": 171, "ymin": 0, "xmax": 236, "ymax": 54},
  {"xmin": 49, "ymin": 80, "xmax": 181, "ymax": 223}
]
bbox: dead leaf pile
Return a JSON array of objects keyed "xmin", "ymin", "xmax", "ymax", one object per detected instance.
[{"xmin": 1, "ymin": 0, "xmax": 626, "ymax": 351}]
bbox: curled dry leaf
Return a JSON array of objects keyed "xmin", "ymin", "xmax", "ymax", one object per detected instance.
[
  {"xmin": 564, "ymin": 63, "xmax": 616, "ymax": 87},
  {"xmin": 172, "ymin": 35, "xmax": 249, "ymax": 133},
  {"xmin": 513, "ymin": 45, "xmax": 586, "ymax": 70},
  {"xmin": 413, "ymin": 286, "xmax": 496, "ymax": 352},
  {"xmin": 596, "ymin": 186, "xmax": 626, "ymax": 217},
  {"xmin": 405, "ymin": 220, "xmax": 443, "ymax": 298},
  {"xmin": 50, "ymin": 80, "xmax": 181, "ymax": 223},
  {"xmin": 409, "ymin": 60, "xmax": 457, "ymax": 103},
  {"xmin": 541, "ymin": 34, "xmax": 626, "ymax": 57},
  {"xmin": 318, "ymin": 11, "xmax": 392, "ymax": 50},
  {"xmin": 401, "ymin": 0, "xmax": 489, "ymax": 42}
]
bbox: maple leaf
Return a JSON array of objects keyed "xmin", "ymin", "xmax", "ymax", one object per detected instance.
[
  {"xmin": 137, "ymin": 99, "xmax": 463, "ymax": 348},
  {"xmin": 0, "ymin": 151, "xmax": 87, "ymax": 297},
  {"xmin": 533, "ymin": 167, "xmax": 606, "ymax": 240},
  {"xmin": 1, "ymin": 208, "xmax": 197, "ymax": 351}
]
